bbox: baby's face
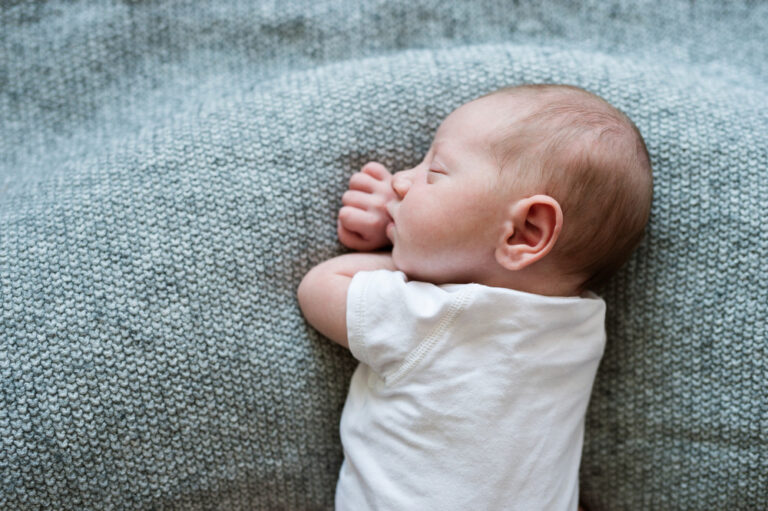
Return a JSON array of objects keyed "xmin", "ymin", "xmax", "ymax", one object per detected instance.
[{"xmin": 386, "ymin": 94, "xmax": 530, "ymax": 284}]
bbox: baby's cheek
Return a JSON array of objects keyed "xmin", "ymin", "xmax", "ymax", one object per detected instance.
[{"xmin": 413, "ymin": 204, "xmax": 445, "ymax": 244}]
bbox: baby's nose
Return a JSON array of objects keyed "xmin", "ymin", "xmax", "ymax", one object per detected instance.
[{"xmin": 391, "ymin": 172, "xmax": 411, "ymax": 199}]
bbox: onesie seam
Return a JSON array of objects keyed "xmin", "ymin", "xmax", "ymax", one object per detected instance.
[
  {"xmin": 384, "ymin": 285, "xmax": 475, "ymax": 386},
  {"xmin": 350, "ymin": 272, "xmax": 372, "ymax": 365}
]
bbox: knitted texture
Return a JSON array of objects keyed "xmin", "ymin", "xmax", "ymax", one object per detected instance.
[{"xmin": 1, "ymin": 1, "xmax": 766, "ymax": 509}]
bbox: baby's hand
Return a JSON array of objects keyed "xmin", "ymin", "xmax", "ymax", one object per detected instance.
[{"xmin": 338, "ymin": 161, "xmax": 396, "ymax": 251}]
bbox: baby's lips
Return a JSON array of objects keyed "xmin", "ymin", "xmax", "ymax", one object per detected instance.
[{"xmin": 385, "ymin": 202, "xmax": 396, "ymax": 222}]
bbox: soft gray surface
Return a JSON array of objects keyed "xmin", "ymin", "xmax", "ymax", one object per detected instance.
[{"xmin": 1, "ymin": 1, "xmax": 766, "ymax": 509}]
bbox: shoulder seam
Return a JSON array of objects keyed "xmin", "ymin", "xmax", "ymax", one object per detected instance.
[
  {"xmin": 349, "ymin": 271, "xmax": 372, "ymax": 363},
  {"xmin": 384, "ymin": 285, "xmax": 475, "ymax": 386}
]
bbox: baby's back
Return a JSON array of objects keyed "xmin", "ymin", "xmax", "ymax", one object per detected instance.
[{"xmin": 336, "ymin": 269, "xmax": 606, "ymax": 510}]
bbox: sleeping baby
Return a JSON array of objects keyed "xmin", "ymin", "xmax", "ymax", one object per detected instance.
[{"xmin": 298, "ymin": 83, "xmax": 653, "ymax": 510}]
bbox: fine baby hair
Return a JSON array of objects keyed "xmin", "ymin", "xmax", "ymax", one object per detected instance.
[{"xmin": 485, "ymin": 84, "xmax": 653, "ymax": 291}]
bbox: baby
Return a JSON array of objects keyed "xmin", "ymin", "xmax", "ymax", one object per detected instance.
[{"xmin": 298, "ymin": 83, "xmax": 653, "ymax": 510}]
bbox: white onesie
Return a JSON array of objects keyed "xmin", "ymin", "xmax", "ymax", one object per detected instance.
[{"xmin": 335, "ymin": 269, "xmax": 606, "ymax": 511}]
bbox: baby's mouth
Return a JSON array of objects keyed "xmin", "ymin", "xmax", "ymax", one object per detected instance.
[
  {"xmin": 385, "ymin": 203, "xmax": 396, "ymax": 243},
  {"xmin": 386, "ymin": 202, "xmax": 397, "ymax": 222}
]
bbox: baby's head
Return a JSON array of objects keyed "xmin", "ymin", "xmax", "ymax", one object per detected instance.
[{"xmin": 386, "ymin": 83, "xmax": 653, "ymax": 296}]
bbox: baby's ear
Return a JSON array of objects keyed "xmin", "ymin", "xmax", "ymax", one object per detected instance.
[{"xmin": 494, "ymin": 195, "xmax": 563, "ymax": 271}]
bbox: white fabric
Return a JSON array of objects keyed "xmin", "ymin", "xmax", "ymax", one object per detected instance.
[{"xmin": 335, "ymin": 269, "xmax": 607, "ymax": 511}]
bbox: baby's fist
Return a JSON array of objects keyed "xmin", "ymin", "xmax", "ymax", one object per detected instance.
[{"xmin": 338, "ymin": 161, "xmax": 396, "ymax": 251}]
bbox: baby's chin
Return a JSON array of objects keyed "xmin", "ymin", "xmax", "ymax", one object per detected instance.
[
  {"xmin": 391, "ymin": 249, "xmax": 456, "ymax": 284},
  {"xmin": 390, "ymin": 248, "xmax": 425, "ymax": 281}
]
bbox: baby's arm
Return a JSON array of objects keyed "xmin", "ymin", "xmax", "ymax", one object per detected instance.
[
  {"xmin": 298, "ymin": 162, "xmax": 398, "ymax": 347},
  {"xmin": 297, "ymin": 251, "xmax": 397, "ymax": 348}
]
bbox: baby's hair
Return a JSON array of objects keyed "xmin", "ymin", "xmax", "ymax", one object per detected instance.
[{"xmin": 482, "ymin": 84, "xmax": 653, "ymax": 291}]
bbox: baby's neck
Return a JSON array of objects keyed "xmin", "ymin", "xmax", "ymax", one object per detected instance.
[
  {"xmin": 473, "ymin": 266, "xmax": 584, "ymax": 297},
  {"xmin": 396, "ymin": 260, "xmax": 584, "ymax": 297}
]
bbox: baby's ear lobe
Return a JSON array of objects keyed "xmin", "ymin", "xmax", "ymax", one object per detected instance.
[{"xmin": 494, "ymin": 195, "xmax": 563, "ymax": 271}]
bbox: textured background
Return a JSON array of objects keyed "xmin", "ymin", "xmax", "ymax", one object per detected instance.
[{"xmin": 1, "ymin": 1, "xmax": 766, "ymax": 509}]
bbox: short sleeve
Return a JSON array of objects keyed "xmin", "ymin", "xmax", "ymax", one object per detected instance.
[{"xmin": 346, "ymin": 269, "xmax": 471, "ymax": 380}]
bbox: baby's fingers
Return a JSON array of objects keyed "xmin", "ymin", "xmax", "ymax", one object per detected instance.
[
  {"xmin": 348, "ymin": 172, "xmax": 379, "ymax": 193},
  {"xmin": 341, "ymin": 189, "xmax": 387, "ymax": 211},
  {"xmin": 361, "ymin": 161, "xmax": 391, "ymax": 181},
  {"xmin": 338, "ymin": 206, "xmax": 382, "ymax": 237},
  {"xmin": 337, "ymin": 221, "xmax": 371, "ymax": 251}
]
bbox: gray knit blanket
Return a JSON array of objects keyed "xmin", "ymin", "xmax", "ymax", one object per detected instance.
[{"xmin": 1, "ymin": 1, "xmax": 766, "ymax": 509}]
